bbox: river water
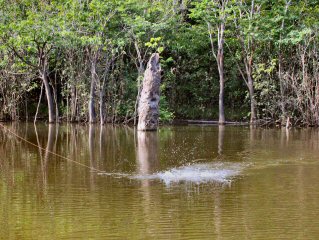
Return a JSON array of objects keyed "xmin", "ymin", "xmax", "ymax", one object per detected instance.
[{"xmin": 1, "ymin": 123, "xmax": 319, "ymax": 239}]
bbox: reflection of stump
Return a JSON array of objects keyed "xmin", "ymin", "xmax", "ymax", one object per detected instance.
[
  {"xmin": 138, "ymin": 53, "xmax": 161, "ymax": 131},
  {"xmin": 137, "ymin": 131, "xmax": 159, "ymax": 175}
]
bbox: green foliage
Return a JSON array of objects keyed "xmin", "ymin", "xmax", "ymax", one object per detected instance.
[
  {"xmin": 145, "ymin": 37, "xmax": 164, "ymax": 53},
  {"xmin": 0, "ymin": 0, "xmax": 319, "ymax": 125}
]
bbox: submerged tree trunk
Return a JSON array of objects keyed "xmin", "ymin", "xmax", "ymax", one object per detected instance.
[
  {"xmin": 45, "ymin": 124, "xmax": 55, "ymax": 167},
  {"xmin": 137, "ymin": 53, "xmax": 161, "ymax": 131},
  {"xmin": 218, "ymin": 125, "xmax": 225, "ymax": 155},
  {"xmin": 89, "ymin": 124, "xmax": 96, "ymax": 169}
]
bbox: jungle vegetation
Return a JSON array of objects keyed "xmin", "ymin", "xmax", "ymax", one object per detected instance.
[{"xmin": 0, "ymin": 0, "xmax": 318, "ymax": 126}]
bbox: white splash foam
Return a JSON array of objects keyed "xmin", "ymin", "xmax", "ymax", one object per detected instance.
[{"xmin": 132, "ymin": 162, "xmax": 242, "ymax": 185}]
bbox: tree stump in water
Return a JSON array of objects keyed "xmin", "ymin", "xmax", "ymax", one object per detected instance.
[{"xmin": 138, "ymin": 53, "xmax": 161, "ymax": 131}]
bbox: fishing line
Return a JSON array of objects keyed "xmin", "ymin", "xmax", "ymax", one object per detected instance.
[{"xmin": 0, "ymin": 123, "xmax": 105, "ymax": 173}]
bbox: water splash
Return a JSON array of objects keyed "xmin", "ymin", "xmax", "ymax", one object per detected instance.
[{"xmin": 132, "ymin": 162, "xmax": 243, "ymax": 185}]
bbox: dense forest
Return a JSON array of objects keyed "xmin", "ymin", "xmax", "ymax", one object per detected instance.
[{"xmin": 0, "ymin": 0, "xmax": 318, "ymax": 126}]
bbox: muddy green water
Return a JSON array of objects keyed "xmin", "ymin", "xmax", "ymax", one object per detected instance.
[{"xmin": 1, "ymin": 124, "xmax": 319, "ymax": 239}]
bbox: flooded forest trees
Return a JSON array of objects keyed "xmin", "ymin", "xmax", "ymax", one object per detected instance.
[{"xmin": 0, "ymin": 0, "xmax": 319, "ymax": 126}]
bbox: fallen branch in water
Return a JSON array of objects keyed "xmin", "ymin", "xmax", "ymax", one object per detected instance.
[{"xmin": 175, "ymin": 120, "xmax": 249, "ymax": 126}]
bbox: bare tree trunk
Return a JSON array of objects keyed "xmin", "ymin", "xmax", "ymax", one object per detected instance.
[
  {"xmin": 70, "ymin": 83, "xmax": 77, "ymax": 122},
  {"xmin": 238, "ymin": 60, "xmax": 257, "ymax": 124},
  {"xmin": 34, "ymin": 82, "xmax": 44, "ymax": 124},
  {"xmin": 248, "ymin": 76, "xmax": 256, "ymax": 123},
  {"xmin": 247, "ymin": 67, "xmax": 256, "ymax": 123},
  {"xmin": 89, "ymin": 58, "xmax": 97, "ymax": 124},
  {"xmin": 278, "ymin": 55, "xmax": 286, "ymax": 122},
  {"xmin": 207, "ymin": 4, "xmax": 227, "ymax": 125},
  {"xmin": 133, "ymin": 41, "xmax": 145, "ymax": 126},
  {"xmin": 99, "ymin": 61, "xmax": 112, "ymax": 125},
  {"xmin": 41, "ymin": 71, "xmax": 55, "ymax": 123},
  {"xmin": 99, "ymin": 91, "xmax": 106, "ymax": 125},
  {"xmin": 278, "ymin": 0, "xmax": 292, "ymax": 123},
  {"xmin": 54, "ymin": 74, "xmax": 59, "ymax": 122},
  {"xmin": 134, "ymin": 72, "xmax": 144, "ymax": 126},
  {"xmin": 25, "ymin": 92, "xmax": 28, "ymax": 121},
  {"xmin": 233, "ymin": 0, "xmax": 258, "ymax": 124},
  {"xmin": 218, "ymin": 65, "xmax": 225, "ymax": 125},
  {"xmin": 217, "ymin": 23, "xmax": 226, "ymax": 125}
]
